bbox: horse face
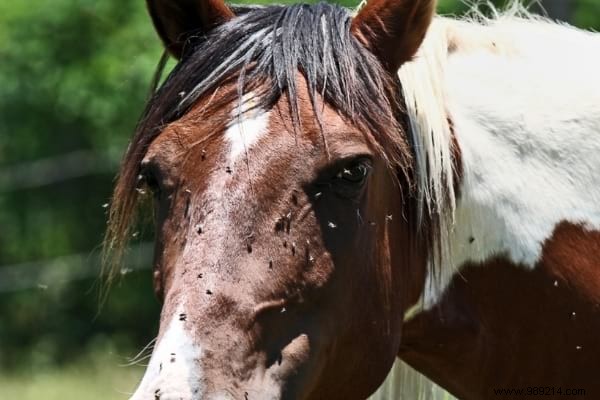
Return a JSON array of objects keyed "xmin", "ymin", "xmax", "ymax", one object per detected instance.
[
  {"xmin": 123, "ymin": 0, "xmax": 435, "ymax": 398},
  {"xmin": 130, "ymin": 80, "xmax": 410, "ymax": 399}
]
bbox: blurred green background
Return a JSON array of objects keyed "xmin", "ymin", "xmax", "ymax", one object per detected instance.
[{"xmin": 0, "ymin": 0, "xmax": 598, "ymax": 398}]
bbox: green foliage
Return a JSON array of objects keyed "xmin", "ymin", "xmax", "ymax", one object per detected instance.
[
  {"xmin": 573, "ymin": 0, "xmax": 600, "ymax": 30},
  {"xmin": 0, "ymin": 0, "xmax": 162, "ymax": 371},
  {"xmin": 0, "ymin": 347, "xmax": 144, "ymax": 399}
]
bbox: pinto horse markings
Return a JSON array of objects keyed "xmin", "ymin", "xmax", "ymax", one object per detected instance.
[{"xmin": 104, "ymin": 0, "xmax": 600, "ymax": 399}]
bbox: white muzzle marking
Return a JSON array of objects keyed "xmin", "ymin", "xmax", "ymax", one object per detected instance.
[{"xmin": 130, "ymin": 305, "xmax": 202, "ymax": 400}]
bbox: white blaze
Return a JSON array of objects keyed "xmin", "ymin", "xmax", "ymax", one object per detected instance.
[{"xmin": 224, "ymin": 96, "xmax": 269, "ymax": 164}]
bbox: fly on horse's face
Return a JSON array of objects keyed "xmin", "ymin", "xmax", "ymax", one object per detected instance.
[{"xmin": 113, "ymin": 0, "xmax": 435, "ymax": 399}]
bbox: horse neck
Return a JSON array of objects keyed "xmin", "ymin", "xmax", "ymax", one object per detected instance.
[
  {"xmin": 397, "ymin": 15, "xmax": 600, "ymax": 399},
  {"xmin": 407, "ymin": 15, "xmax": 600, "ymax": 308}
]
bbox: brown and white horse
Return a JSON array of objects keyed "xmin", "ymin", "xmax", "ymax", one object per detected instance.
[{"xmin": 105, "ymin": 0, "xmax": 600, "ymax": 398}]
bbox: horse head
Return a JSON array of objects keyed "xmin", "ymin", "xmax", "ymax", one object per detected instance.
[{"xmin": 107, "ymin": 0, "xmax": 436, "ymax": 398}]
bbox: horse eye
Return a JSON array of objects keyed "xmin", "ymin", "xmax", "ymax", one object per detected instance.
[
  {"xmin": 337, "ymin": 161, "xmax": 370, "ymax": 184},
  {"xmin": 137, "ymin": 165, "xmax": 161, "ymax": 196}
]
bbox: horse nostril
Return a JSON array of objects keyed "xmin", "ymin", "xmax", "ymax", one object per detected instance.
[{"xmin": 251, "ymin": 299, "xmax": 303, "ymax": 369}]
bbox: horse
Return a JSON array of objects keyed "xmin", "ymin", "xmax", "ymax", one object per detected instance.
[{"xmin": 104, "ymin": 0, "xmax": 600, "ymax": 398}]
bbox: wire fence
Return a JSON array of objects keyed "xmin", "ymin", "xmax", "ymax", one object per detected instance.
[
  {"xmin": 0, "ymin": 147, "xmax": 135, "ymax": 293},
  {"xmin": 0, "ymin": 242, "xmax": 152, "ymax": 293},
  {"xmin": 0, "ymin": 149, "xmax": 122, "ymax": 192}
]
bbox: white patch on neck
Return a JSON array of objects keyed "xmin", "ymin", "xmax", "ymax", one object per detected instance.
[
  {"xmin": 224, "ymin": 94, "xmax": 269, "ymax": 164},
  {"xmin": 403, "ymin": 17, "xmax": 600, "ymax": 319},
  {"xmin": 130, "ymin": 305, "xmax": 203, "ymax": 400}
]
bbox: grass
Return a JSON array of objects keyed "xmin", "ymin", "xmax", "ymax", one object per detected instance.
[{"xmin": 0, "ymin": 353, "xmax": 145, "ymax": 400}]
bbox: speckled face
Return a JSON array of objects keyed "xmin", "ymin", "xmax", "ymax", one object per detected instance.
[
  {"xmin": 126, "ymin": 78, "xmax": 418, "ymax": 400},
  {"xmin": 120, "ymin": 0, "xmax": 438, "ymax": 398}
]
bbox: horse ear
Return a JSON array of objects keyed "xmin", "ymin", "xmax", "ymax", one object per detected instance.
[
  {"xmin": 351, "ymin": 0, "xmax": 435, "ymax": 71},
  {"xmin": 147, "ymin": 0, "xmax": 234, "ymax": 59}
]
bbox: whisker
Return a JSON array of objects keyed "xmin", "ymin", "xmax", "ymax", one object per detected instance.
[
  {"xmin": 119, "ymin": 353, "xmax": 153, "ymax": 367},
  {"xmin": 121, "ymin": 337, "xmax": 157, "ymax": 366}
]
